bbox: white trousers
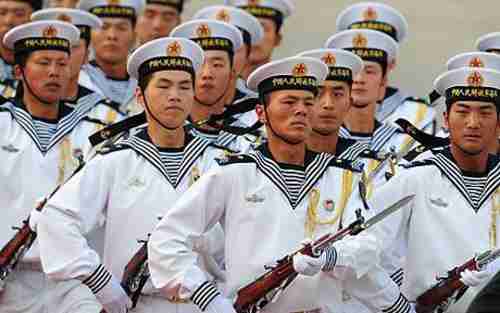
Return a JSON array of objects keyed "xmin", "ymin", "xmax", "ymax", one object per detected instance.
[{"xmin": 131, "ymin": 295, "xmax": 199, "ymax": 313}]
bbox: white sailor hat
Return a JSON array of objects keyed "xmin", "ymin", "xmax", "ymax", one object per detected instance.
[
  {"xmin": 225, "ymin": 0, "xmax": 293, "ymax": 30},
  {"xmin": 31, "ymin": 8, "xmax": 102, "ymax": 42},
  {"xmin": 447, "ymin": 52, "xmax": 500, "ymax": 71},
  {"xmin": 434, "ymin": 67, "xmax": 500, "ymax": 108},
  {"xmin": 170, "ymin": 19, "xmax": 243, "ymax": 53},
  {"xmin": 127, "ymin": 37, "xmax": 204, "ymax": 81},
  {"xmin": 297, "ymin": 48, "xmax": 363, "ymax": 83},
  {"xmin": 336, "ymin": 2, "xmax": 408, "ymax": 42},
  {"xmin": 144, "ymin": 0, "xmax": 189, "ymax": 12},
  {"xmin": 247, "ymin": 56, "xmax": 328, "ymax": 96},
  {"xmin": 325, "ymin": 29, "xmax": 398, "ymax": 67},
  {"xmin": 193, "ymin": 5, "xmax": 263, "ymax": 47},
  {"xmin": 476, "ymin": 32, "xmax": 500, "ymax": 53},
  {"xmin": 4, "ymin": 20, "xmax": 80, "ymax": 56},
  {"xmin": 77, "ymin": 0, "xmax": 145, "ymax": 20}
]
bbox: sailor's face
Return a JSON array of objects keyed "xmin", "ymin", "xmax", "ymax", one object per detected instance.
[
  {"xmin": 92, "ymin": 17, "xmax": 135, "ymax": 65},
  {"xmin": 311, "ymin": 81, "xmax": 351, "ymax": 135},
  {"xmin": 249, "ymin": 17, "xmax": 280, "ymax": 65},
  {"xmin": 260, "ymin": 89, "xmax": 314, "ymax": 144},
  {"xmin": 20, "ymin": 50, "xmax": 70, "ymax": 104},
  {"xmin": 195, "ymin": 50, "xmax": 233, "ymax": 107},
  {"xmin": 445, "ymin": 101, "xmax": 499, "ymax": 155},
  {"xmin": 0, "ymin": 1, "xmax": 31, "ymax": 44},
  {"xmin": 136, "ymin": 4, "xmax": 180, "ymax": 45},
  {"xmin": 139, "ymin": 70, "xmax": 194, "ymax": 129},
  {"xmin": 351, "ymin": 61, "xmax": 386, "ymax": 108}
]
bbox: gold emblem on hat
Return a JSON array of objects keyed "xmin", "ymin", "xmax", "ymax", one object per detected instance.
[
  {"xmin": 42, "ymin": 25, "xmax": 58, "ymax": 38},
  {"xmin": 248, "ymin": 0, "xmax": 260, "ymax": 6},
  {"xmin": 352, "ymin": 33, "xmax": 368, "ymax": 48},
  {"xmin": 216, "ymin": 9, "xmax": 231, "ymax": 22},
  {"xmin": 196, "ymin": 23, "xmax": 211, "ymax": 38},
  {"xmin": 167, "ymin": 41, "xmax": 182, "ymax": 56},
  {"xmin": 57, "ymin": 13, "xmax": 72, "ymax": 23},
  {"xmin": 292, "ymin": 63, "xmax": 308, "ymax": 77},
  {"xmin": 322, "ymin": 52, "xmax": 336, "ymax": 66},
  {"xmin": 467, "ymin": 71, "xmax": 484, "ymax": 87},
  {"xmin": 107, "ymin": 0, "xmax": 120, "ymax": 5},
  {"xmin": 469, "ymin": 57, "xmax": 484, "ymax": 68},
  {"xmin": 362, "ymin": 7, "xmax": 378, "ymax": 21}
]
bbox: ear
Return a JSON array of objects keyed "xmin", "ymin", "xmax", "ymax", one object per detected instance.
[
  {"xmin": 442, "ymin": 111, "xmax": 449, "ymax": 130},
  {"xmin": 274, "ymin": 32, "xmax": 282, "ymax": 48},
  {"xmin": 388, "ymin": 58, "xmax": 397, "ymax": 72},
  {"xmin": 135, "ymin": 86, "xmax": 145, "ymax": 108},
  {"xmin": 83, "ymin": 47, "xmax": 90, "ymax": 64},
  {"xmin": 14, "ymin": 64, "xmax": 23, "ymax": 80},
  {"xmin": 377, "ymin": 74, "xmax": 388, "ymax": 99},
  {"xmin": 255, "ymin": 103, "xmax": 267, "ymax": 124}
]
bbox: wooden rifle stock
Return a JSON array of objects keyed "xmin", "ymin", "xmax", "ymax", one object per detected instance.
[
  {"xmin": 233, "ymin": 217, "xmax": 363, "ymax": 313},
  {"xmin": 415, "ymin": 258, "xmax": 477, "ymax": 313}
]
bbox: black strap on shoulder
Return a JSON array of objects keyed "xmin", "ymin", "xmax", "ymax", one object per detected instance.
[
  {"xmin": 395, "ymin": 118, "xmax": 449, "ymax": 148},
  {"xmin": 89, "ymin": 112, "xmax": 146, "ymax": 146}
]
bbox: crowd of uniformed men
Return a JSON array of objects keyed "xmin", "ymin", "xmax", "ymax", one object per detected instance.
[{"xmin": 0, "ymin": 0, "xmax": 499, "ymax": 312}]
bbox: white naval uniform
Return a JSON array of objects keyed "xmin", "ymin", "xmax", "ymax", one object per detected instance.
[
  {"xmin": 149, "ymin": 145, "xmax": 412, "ymax": 313},
  {"xmin": 376, "ymin": 88, "xmax": 436, "ymax": 136},
  {"xmin": 0, "ymin": 93, "xmax": 118, "ymax": 313},
  {"xmin": 37, "ymin": 127, "xmax": 227, "ymax": 313},
  {"xmin": 371, "ymin": 148, "xmax": 500, "ymax": 313},
  {"xmin": 79, "ymin": 62, "xmax": 137, "ymax": 114}
]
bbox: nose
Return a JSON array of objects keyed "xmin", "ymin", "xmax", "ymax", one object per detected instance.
[
  {"xmin": 320, "ymin": 93, "xmax": 334, "ymax": 110},
  {"xmin": 105, "ymin": 27, "xmax": 117, "ymax": 40},
  {"xmin": 466, "ymin": 111, "xmax": 481, "ymax": 128},
  {"xmin": 200, "ymin": 63, "xmax": 213, "ymax": 81},
  {"xmin": 353, "ymin": 72, "xmax": 365, "ymax": 85},
  {"xmin": 48, "ymin": 62, "xmax": 60, "ymax": 77}
]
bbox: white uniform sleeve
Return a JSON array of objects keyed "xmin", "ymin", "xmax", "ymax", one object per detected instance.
[
  {"xmin": 344, "ymin": 264, "xmax": 412, "ymax": 313},
  {"xmin": 368, "ymin": 167, "xmax": 415, "ymax": 284},
  {"xmin": 149, "ymin": 167, "xmax": 230, "ymax": 300},
  {"xmin": 37, "ymin": 154, "xmax": 112, "ymax": 281}
]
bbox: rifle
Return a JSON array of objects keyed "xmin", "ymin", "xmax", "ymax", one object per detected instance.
[
  {"xmin": 415, "ymin": 248, "xmax": 500, "ymax": 313},
  {"xmin": 0, "ymin": 156, "xmax": 86, "ymax": 292},
  {"xmin": 121, "ymin": 236, "xmax": 150, "ymax": 308},
  {"xmin": 233, "ymin": 195, "xmax": 414, "ymax": 313}
]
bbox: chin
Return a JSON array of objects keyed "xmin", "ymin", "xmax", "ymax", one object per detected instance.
[{"xmin": 459, "ymin": 144, "xmax": 484, "ymax": 156}]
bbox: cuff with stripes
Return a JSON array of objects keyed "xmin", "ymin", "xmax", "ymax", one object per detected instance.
[
  {"xmin": 82, "ymin": 264, "xmax": 112, "ymax": 294},
  {"xmin": 321, "ymin": 246, "xmax": 338, "ymax": 272},
  {"xmin": 382, "ymin": 293, "xmax": 412, "ymax": 313},
  {"xmin": 190, "ymin": 281, "xmax": 220, "ymax": 311},
  {"xmin": 391, "ymin": 268, "xmax": 404, "ymax": 287}
]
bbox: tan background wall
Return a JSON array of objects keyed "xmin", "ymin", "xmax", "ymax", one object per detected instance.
[{"xmin": 184, "ymin": 0, "xmax": 500, "ymax": 100}]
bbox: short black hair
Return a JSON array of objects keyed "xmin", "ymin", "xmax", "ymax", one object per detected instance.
[{"xmin": 138, "ymin": 71, "xmax": 195, "ymax": 91}]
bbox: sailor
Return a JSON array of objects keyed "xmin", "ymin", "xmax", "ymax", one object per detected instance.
[
  {"xmin": 0, "ymin": 0, "xmax": 42, "ymax": 97},
  {"xmin": 37, "ymin": 37, "xmax": 228, "ymax": 313},
  {"xmin": 0, "ymin": 20, "xmax": 111, "ymax": 313},
  {"xmin": 170, "ymin": 19, "xmax": 256, "ymax": 152},
  {"xmin": 296, "ymin": 48, "xmax": 367, "ymax": 159},
  {"xmin": 31, "ymin": 7, "xmax": 125, "ymax": 127},
  {"xmin": 336, "ymin": 2, "xmax": 436, "ymax": 134},
  {"xmin": 226, "ymin": 0, "xmax": 293, "ymax": 81},
  {"xmin": 77, "ymin": 0, "xmax": 144, "ymax": 114},
  {"xmin": 135, "ymin": 0, "xmax": 188, "ymax": 46},
  {"xmin": 372, "ymin": 67, "xmax": 500, "ymax": 312},
  {"xmin": 148, "ymin": 56, "xmax": 414, "ymax": 313}
]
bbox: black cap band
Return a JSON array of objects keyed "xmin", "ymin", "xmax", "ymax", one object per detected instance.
[
  {"xmin": 76, "ymin": 25, "xmax": 91, "ymax": 43},
  {"xmin": 90, "ymin": 5, "xmax": 136, "ymax": 20},
  {"xmin": 445, "ymin": 86, "xmax": 500, "ymax": 109},
  {"xmin": 14, "ymin": 37, "xmax": 71, "ymax": 56},
  {"xmin": 348, "ymin": 21, "xmax": 398, "ymax": 42},
  {"xmin": 240, "ymin": 5, "xmax": 284, "ymax": 31},
  {"xmin": 346, "ymin": 47, "xmax": 388, "ymax": 72},
  {"xmin": 146, "ymin": 0, "xmax": 184, "ymax": 12},
  {"xmin": 138, "ymin": 56, "xmax": 195, "ymax": 82},
  {"xmin": 258, "ymin": 75, "xmax": 319, "ymax": 96},
  {"xmin": 326, "ymin": 66, "xmax": 353, "ymax": 83},
  {"xmin": 191, "ymin": 37, "xmax": 234, "ymax": 53}
]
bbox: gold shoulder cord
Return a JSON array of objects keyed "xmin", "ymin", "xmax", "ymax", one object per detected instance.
[
  {"xmin": 57, "ymin": 137, "xmax": 73, "ymax": 185},
  {"xmin": 95, "ymin": 107, "xmax": 119, "ymax": 133},
  {"xmin": 365, "ymin": 159, "xmax": 379, "ymax": 199},
  {"xmin": 2, "ymin": 85, "xmax": 15, "ymax": 98},
  {"xmin": 189, "ymin": 166, "xmax": 200, "ymax": 187},
  {"xmin": 305, "ymin": 170, "xmax": 354, "ymax": 238},
  {"xmin": 490, "ymin": 188, "xmax": 500, "ymax": 248}
]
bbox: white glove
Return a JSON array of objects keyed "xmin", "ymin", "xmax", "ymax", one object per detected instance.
[
  {"xmin": 205, "ymin": 294, "xmax": 237, "ymax": 313},
  {"xmin": 28, "ymin": 209, "xmax": 43, "ymax": 232},
  {"xmin": 460, "ymin": 268, "xmax": 492, "ymax": 287},
  {"xmin": 83, "ymin": 265, "xmax": 131, "ymax": 313},
  {"xmin": 292, "ymin": 241, "xmax": 337, "ymax": 276}
]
